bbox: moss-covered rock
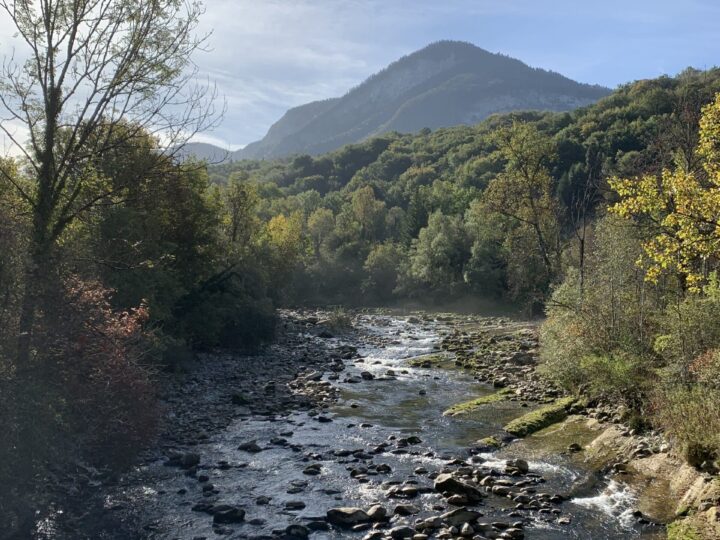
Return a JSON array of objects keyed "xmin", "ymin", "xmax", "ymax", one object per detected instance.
[
  {"xmin": 477, "ymin": 435, "xmax": 502, "ymax": 449},
  {"xmin": 503, "ymin": 397, "xmax": 576, "ymax": 437},
  {"xmin": 443, "ymin": 389, "xmax": 514, "ymax": 416}
]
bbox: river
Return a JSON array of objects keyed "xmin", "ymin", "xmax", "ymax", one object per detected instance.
[{"xmin": 83, "ymin": 311, "xmax": 666, "ymax": 539}]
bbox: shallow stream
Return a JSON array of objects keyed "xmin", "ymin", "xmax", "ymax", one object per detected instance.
[{"xmin": 119, "ymin": 313, "xmax": 665, "ymax": 539}]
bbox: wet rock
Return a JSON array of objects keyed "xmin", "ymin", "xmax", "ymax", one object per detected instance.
[
  {"xmin": 212, "ymin": 505, "xmax": 245, "ymax": 524},
  {"xmin": 505, "ymin": 459, "xmax": 529, "ymax": 474},
  {"xmin": 318, "ymin": 330, "xmax": 334, "ymax": 339},
  {"xmin": 326, "ymin": 507, "xmax": 370, "ymax": 527},
  {"xmin": 303, "ymin": 463, "xmax": 322, "ymax": 475},
  {"xmin": 389, "ymin": 525, "xmax": 417, "ymax": 539},
  {"xmin": 165, "ymin": 452, "xmax": 200, "ymax": 469},
  {"xmin": 367, "ymin": 505, "xmax": 387, "ymax": 521},
  {"xmin": 230, "ymin": 392, "xmax": 249, "ymax": 405},
  {"xmin": 492, "ymin": 485, "xmax": 511, "ymax": 496},
  {"xmin": 307, "ymin": 520, "xmax": 330, "ymax": 531},
  {"xmin": 446, "ymin": 494, "xmax": 470, "ymax": 506},
  {"xmin": 238, "ymin": 441, "xmax": 263, "ymax": 453},
  {"xmin": 191, "ymin": 501, "xmax": 215, "ymax": 514},
  {"xmin": 567, "ymin": 443, "xmax": 582, "ymax": 453},
  {"xmin": 393, "ymin": 504, "xmax": 420, "ymax": 516},
  {"xmin": 459, "ymin": 522, "xmax": 474, "ymax": 537},
  {"xmin": 434, "ymin": 473, "xmax": 484, "ymax": 502},
  {"xmin": 441, "ymin": 508, "xmax": 481, "ymax": 526},
  {"xmin": 284, "ymin": 524, "xmax": 310, "ymax": 539},
  {"xmin": 285, "ymin": 501, "xmax": 306, "ymax": 510},
  {"xmin": 360, "ymin": 371, "xmax": 375, "ymax": 380},
  {"xmin": 255, "ymin": 496, "xmax": 271, "ymax": 505}
]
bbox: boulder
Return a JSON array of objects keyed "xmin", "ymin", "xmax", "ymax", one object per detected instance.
[
  {"xmin": 366, "ymin": 504, "xmax": 388, "ymax": 521},
  {"xmin": 326, "ymin": 507, "xmax": 370, "ymax": 527},
  {"xmin": 505, "ymin": 458, "xmax": 529, "ymax": 474},
  {"xmin": 212, "ymin": 505, "xmax": 245, "ymax": 524},
  {"xmin": 434, "ymin": 473, "xmax": 484, "ymax": 502},
  {"xmin": 441, "ymin": 507, "xmax": 482, "ymax": 526}
]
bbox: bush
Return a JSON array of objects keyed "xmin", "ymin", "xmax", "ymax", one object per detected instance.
[
  {"xmin": 654, "ymin": 278, "xmax": 720, "ymax": 380},
  {"xmin": 539, "ymin": 216, "xmax": 663, "ymax": 408},
  {"xmin": 652, "ymin": 383, "xmax": 720, "ymax": 468},
  {"xmin": 0, "ymin": 278, "xmax": 158, "ymax": 534},
  {"xmin": 576, "ymin": 354, "xmax": 650, "ymax": 408},
  {"xmin": 325, "ymin": 307, "xmax": 354, "ymax": 332}
]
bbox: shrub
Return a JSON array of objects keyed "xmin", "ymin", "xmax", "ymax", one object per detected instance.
[
  {"xmin": 654, "ymin": 278, "xmax": 720, "ymax": 380},
  {"xmin": 540, "ymin": 216, "xmax": 663, "ymax": 408},
  {"xmin": 652, "ymin": 383, "xmax": 720, "ymax": 468},
  {"xmin": 325, "ymin": 307, "xmax": 354, "ymax": 332},
  {"xmin": 0, "ymin": 277, "xmax": 159, "ymax": 534}
]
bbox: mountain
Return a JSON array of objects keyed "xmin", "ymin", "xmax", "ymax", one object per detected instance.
[
  {"xmin": 233, "ymin": 41, "xmax": 611, "ymax": 160},
  {"xmin": 175, "ymin": 142, "xmax": 232, "ymax": 163}
]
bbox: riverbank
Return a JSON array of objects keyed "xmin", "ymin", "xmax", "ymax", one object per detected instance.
[
  {"xmin": 43, "ymin": 309, "xmax": 717, "ymax": 539},
  {"xmin": 436, "ymin": 315, "xmax": 720, "ymax": 539}
]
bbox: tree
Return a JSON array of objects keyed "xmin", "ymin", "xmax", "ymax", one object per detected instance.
[
  {"xmin": 481, "ymin": 122, "xmax": 561, "ymax": 277},
  {"xmin": 0, "ymin": 0, "xmax": 218, "ymax": 362},
  {"xmin": 402, "ymin": 211, "xmax": 470, "ymax": 295},
  {"xmin": 265, "ymin": 212, "xmax": 305, "ymax": 290},
  {"xmin": 224, "ymin": 177, "xmax": 259, "ymax": 252},
  {"xmin": 363, "ymin": 242, "xmax": 404, "ymax": 299},
  {"xmin": 351, "ymin": 185, "xmax": 386, "ymax": 241},
  {"xmin": 307, "ymin": 207, "xmax": 334, "ymax": 258},
  {"xmin": 610, "ymin": 93, "xmax": 720, "ymax": 290}
]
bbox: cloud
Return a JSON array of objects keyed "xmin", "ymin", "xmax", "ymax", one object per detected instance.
[
  {"xmin": 0, "ymin": 120, "xmax": 30, "ymax": 158},
  {"xmin": 2, "ymin": 1, "xmax": 719, "ymax": 151}
]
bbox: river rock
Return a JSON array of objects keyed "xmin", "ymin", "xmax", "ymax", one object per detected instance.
[
  {"xmin": 441, "ymin": 507, "xmax": 482, "ymax": 526},
  {"xmin": 366, "ymin": 504, "xmax": 388, "ymax": 521},
  {"xmin": 212, "ymin": 505, "xmax": 245, "ymax": 524},
  {"xmin": 389, "ymin": 525, "xmax": 417, "ymax": 539},
  {"xmin": 505, "ymin": 458, "xmax": 529, "ymax": 474},
  {"xmin": 326, "ymin": 507, "xmax": 370, "ymax": 527},
  {"xmin": 238, "ymin": 441, "xmax": 263, "ymax": 453},
  {"xmin": 434, "ymin": 473, "xmax": 484, "ymax": 502},
  {"xmin": 394, "ymin": 504, "xmax": 420, "ymax": 516}
]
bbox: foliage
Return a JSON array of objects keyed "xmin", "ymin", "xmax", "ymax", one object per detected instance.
[
  {"xmin": 208, "ymin": 69, "xmax": 720, "ymax": 308},
  {"xmin": 610, "ymin": 94, "xmax": 720, "ymax": 290},
  {"xmin": 0, "ymin": 278, "xmax": 157, "ymax": 530},
  {"xmin": 539, "ymin": 216, "xmax": 662, "ymax": 406},
  {"xmin": 652, "ymin": 383, "xmax": 720, "ymax": 467},
  {"xmin": 400, "ymin": 211, "xmax": 470, "ymax": 297}
]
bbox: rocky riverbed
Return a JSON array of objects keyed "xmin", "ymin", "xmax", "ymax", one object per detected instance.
[{"xmin": 39, "ymin": 309, "xmax": 716, "ymax": 539}]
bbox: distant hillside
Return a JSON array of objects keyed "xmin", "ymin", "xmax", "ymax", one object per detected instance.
[
  {"xmin": 174, "ymin": 142, "xmax": 232, "ymax": 163},
  {"xmin": 233, "ymin": 41, "xmax": 611, "ymax": 160}
]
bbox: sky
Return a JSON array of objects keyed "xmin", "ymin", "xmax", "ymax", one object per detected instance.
[{"xmin": 1, "ymin": 0, "xmax": 720, "ymax": 153}]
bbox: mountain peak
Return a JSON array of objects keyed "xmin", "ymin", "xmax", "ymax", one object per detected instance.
[{"xmin": 234, "ymin": 43, "xmax": 611, "ymax": 160}]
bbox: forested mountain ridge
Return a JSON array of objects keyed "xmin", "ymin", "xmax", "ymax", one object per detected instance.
[
  {"xmin": 232, "ymin": 41, "xmax": 610, "ymax": 159},
  {"xmin": 207, "ymin": 67, "xmax": 720, "ymax": 309}
]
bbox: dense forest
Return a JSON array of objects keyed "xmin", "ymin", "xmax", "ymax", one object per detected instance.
[
  {"xmin": 2, "ymin": 1, "xmax": 720, "ymax": 536},
  {"xmin": 211, "ymin": 67, "xmax": 720, "ymax": 471}
]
